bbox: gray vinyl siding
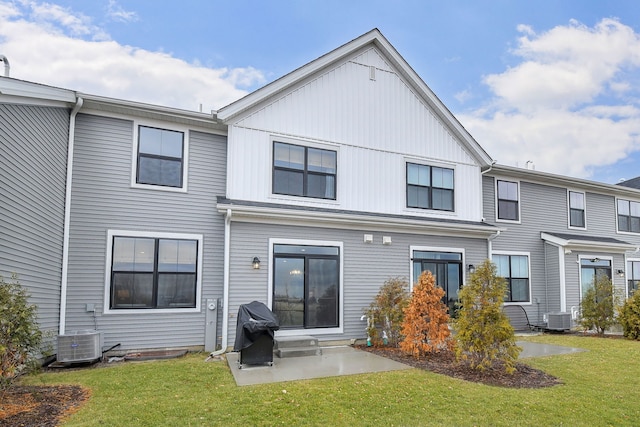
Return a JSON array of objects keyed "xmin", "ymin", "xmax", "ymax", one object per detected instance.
[
  {"xmin": 543, "ymin": 242, "xmax": 561, "ymax": 316},
  {"xmin": 227, "ymin": 221, "xmax": 488, "ymax": 345},
  {"xmin": 65, "ymin": 113, "xmax": 226, "ymax": 350},
  {"xmin": 0, "ymin": 104, "xmax": 69, "ymax": 334}
]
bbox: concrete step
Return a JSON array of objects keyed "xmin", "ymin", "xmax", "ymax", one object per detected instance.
[
  {"xmin": 274, "ymin": 346, "xmax": 322, "ymax": 358},
  {"xmin": 274, "ymin": 335, "xmax": 321, "ymax": 358}
]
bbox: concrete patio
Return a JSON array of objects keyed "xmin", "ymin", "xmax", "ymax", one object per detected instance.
[{"xmin": 226, "ymin": 341, "xmax": 586, "ymax": 386}]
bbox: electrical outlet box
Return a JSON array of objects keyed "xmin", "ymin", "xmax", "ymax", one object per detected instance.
[{"xmin": 85, "ymin": 303, "xmax": 95, "ymax": 312}]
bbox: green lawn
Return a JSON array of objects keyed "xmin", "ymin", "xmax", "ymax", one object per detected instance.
[{"xmin": 22, "ymin": 334, "xmax": 640, "ymax": 426}]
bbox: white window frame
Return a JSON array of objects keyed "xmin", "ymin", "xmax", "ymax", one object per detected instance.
[
  {"xmin": 626, "ymin": 257, "xmax": 640, "ymax": 297},
  {"xmin": 491, "ymin": 251, "xmax": 532, "ymax": 305},
  {"xmin": 577, "ymin": 254, "xmax": 613, "ymax": 303},
  {"xmin": 269, "ymin": 135, "xmax": 340, "ymax": 204},
  {"xmin": 567, "ymin": 189, "xmax": 587, "ymax": 230},
  {"xmin": 268, "ymin": 238, "xmax": 344, "ymax": 337},
  {"xmin": 130, "ymin": 121, "xmax": 190, "ymax": 193},
  {"xmin": 616, "ymin": 197, "xmax": 640, "ymax": 235},
  {"xmin": 495, "ymin": 178, "xmax": 521, "ymax": 224},
  {"xmin": 103, "ymin": 230, "xmax": 203, "ymax": 314}
]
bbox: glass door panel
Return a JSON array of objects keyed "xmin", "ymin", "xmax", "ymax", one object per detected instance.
[{"xmin": 273, "ymin": 258, "xmax": 304, "ymax": 327}]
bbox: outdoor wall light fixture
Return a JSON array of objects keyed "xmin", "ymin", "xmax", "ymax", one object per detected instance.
[
  {"xmin": 252, "ymin": 257, "xmax": 261, "ymax": 269},
  {"xmin": 467, "ymin": 264, "xmax": 476, "ymax": 273},
  {"xmin": 617, "ymin": 269, "xmax": 625, "ymax": 277}
]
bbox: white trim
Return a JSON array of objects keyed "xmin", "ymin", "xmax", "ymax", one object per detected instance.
[
  {"xmin": 567, "ymin": 189, "xmax": 587, "ymax": 230},
  {"xmin": 409, "ymin": 245, "xmax": 467, "ymax": 291},
  {"xmin": 615, "ymin": 197, "xmax": 640, "ymax": 236},
  {"xmin": 577, "ymin": 254, "xmax": 613, "ymax": 303},
  {"xmin": 494, "ymin": 177, "xmax": 521, "ymax": 224},
  {"xmin": 268, "ymin": 237, "xmax": 344, "ymax": 336},
  {"xmin": 269, "ymin": 135, "xmax": 340, "ymax": 204},
  {"xmin": 558, "ymin": 245, "xmax": 567, "ymax": 312},
  {"xmin": 130, "ymin": 121, "xmax": 190, "ymax": 193},
  {"xmin": 103, "ymin": 230, "xmax": 203, "ymax": 315},
  {"xmin": 403, "ymin": 157, "xmax": 458, "ymax": 215},
  {"xmin": 491, "ymin": 251, "xmax": 532, "ymax": 305}
]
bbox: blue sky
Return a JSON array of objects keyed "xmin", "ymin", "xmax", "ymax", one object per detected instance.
[{"xmin": 1, "ymin": 0, "xmax": 640, "ymax": 184}]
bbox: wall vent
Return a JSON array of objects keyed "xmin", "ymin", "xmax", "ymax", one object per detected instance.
[{"xmin": 57, "ymin": 330, "xmax": 102, "ymax": 363}]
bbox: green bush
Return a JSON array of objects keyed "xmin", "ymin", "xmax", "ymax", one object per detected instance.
[
  {"xmin": 454, "ymin": 260, "xmax": 520, "ymax": 374},
  {"xmin": 579, "ymin": 275, "xmax": 621, "ymax": 335},
  {"xmin": 619, "ymin": 291, "xmax": 640, "ymax": 340},
  {"xmin": 0, "ymin": 274, "xmax": 43, "ymax": 390},
  {"xmin": 363, "ymin": 277, "xmax": 409, "ymax": 347}
]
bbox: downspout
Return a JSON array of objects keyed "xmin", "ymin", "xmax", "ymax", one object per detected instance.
[
  {"xmin": 487, "ymin": 230, "xmax": 500, "ymax": 259},
  {"xmin": 59, "ymin": 96, "xmax": 83, "ymax": 335},
  {"xmin": 207, "ymin": 208, "xmax": 232, "ymax": 358}
]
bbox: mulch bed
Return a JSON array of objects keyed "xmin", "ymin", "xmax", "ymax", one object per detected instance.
[
  {"xmin": 0, "ymin": 384, "xmax": 90, "ymax": 427},
  {"xmin": 359, "ymin": 345, "xmax": 562, "ymax": 388}
]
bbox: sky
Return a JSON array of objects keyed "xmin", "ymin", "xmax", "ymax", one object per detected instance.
[{"xmin": 1, "ymin": 0, "xmax": 640, "ymax": 184}]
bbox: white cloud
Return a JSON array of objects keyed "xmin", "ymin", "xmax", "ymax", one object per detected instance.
[
  {"xmin": 460, "ymin": 18, "xmax": 640, "ymax": 179},
  {"xmin": 106, "ymin": 0, "xmax": 137, "ymax": 23},
  {"xmin": 0, "ymin": 1, "xmax": 265, "ymax": 111}
]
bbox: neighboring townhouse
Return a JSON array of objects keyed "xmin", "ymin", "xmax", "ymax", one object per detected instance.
[
  {"xmin": 483, "ymin": 165, "xmax": 640, "ymax": 327},
  {"xmin": 2, "ymin": 28, "xmax": 640, "ymax": 355}
]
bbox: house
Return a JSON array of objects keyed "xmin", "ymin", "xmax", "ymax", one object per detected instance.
[{"xmin": 1, "ymin": 29, "xmax": 639, "ymax": 354}]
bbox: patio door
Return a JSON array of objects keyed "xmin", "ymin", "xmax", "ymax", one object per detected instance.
[
  {"xmin": 412, "ymin": 251, "xmax": 462, "ymax": 314},
  {"xmin": 273, "ymin": 244, "xmax": 339, "ymax": 329},
  {"xmin": 580, "ymin": 258, "xmax": 611, "ymax": 299}
]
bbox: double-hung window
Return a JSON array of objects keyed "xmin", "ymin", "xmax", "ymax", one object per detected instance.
[
  {"xmin": 406, "ymin": 163, "xmax": 454, "ymax": 211},
  {"xmin": 617, "ymin": 199, "xmax": 640, "ymax": 233},
  {"xmin": 273, "ymin": 142, "xmax": 336, "ymax": 199},
  {"xmin": 109, "ymin": 235, "xmax": 199, "ymax": 309},
  {"xmin": 497, "ymin": 180, "xmax": 519, "ymax": 221},
  {"xmin": 136, "ymin": 125, "xmax": 185, "ymax": 188},
  {"xmin": 494, "ymin": 254, "xmax": 530, "ymax": 303},
  {"xmin": 627, "ymin": 260, "xmax": 640, "ymax": 296},
  {"xmin": 568, "ymin": 191, "xmax": 586, "ymax": 228}
]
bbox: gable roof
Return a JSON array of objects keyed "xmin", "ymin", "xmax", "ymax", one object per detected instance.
[
  {"xmin": 617, "ymin": 176, "xmax": 640, "ymax": 189},
  {"xmin": 217, "ymin": 28, "xmax": 493, "ymax": 168}
]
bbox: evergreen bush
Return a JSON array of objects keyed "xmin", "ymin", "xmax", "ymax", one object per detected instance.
[
  {"xmin": 0, "ymin": 274, "xmax": 43, "ymax": 390},
  {"xmin": 619, "ymin": 291, "xmax": 640, "ymax": 340},
  {"xmin": 579, "ymin": 275, "xmax": 620, "ymax": 335},
  {"xmin": 454, "ymin": 260, "xmax": 520, "ymax": 374},
  {"xmin": 400, "ymin": 271, "xmax": 452, "ymax": 358}
]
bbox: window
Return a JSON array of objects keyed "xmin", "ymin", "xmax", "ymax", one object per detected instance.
[
  {"xmin": 568, "ymin": 191, "xmax": 586, "ymax": 228},
  {"xmin": 627, "ymin": 260, "xmax": 640, "ymax": 296},
  {"xmin": 273, "ymin": 142, "xmax": 336, "ymax": 199},
  {"xmin": 136, "ymin": 125, "xmax": 185, "ymax": 188},
  {"xmin": 110, "ymin": 236, "xmax": 198, "ymax": 309},
  {"xmin": 406, "ymin": 163, "xmax": 454, "ymax": 211},
  {"xmin": 494, "ymin": 254, "xmax": 530, "ymax": 303},
  {"xmin": 580, "ymin": 258, "xmax": 611, "ymax": 299},
  {"xmin": 272, "ymin": 244, "xmax": 340, "ymax": 329},
  {"xmin": 617, "ymin": 199, "xmax": 640, "ymax": 233},
  {"xmin": 412, "ymin": 250, "xmax": 462, "ymax": 313},
  {"xmin": 496, "ymin": 180, "xmax": 519, "ymax": 221}
]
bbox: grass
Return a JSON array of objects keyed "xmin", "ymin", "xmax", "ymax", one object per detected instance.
[{"xmin": 21, "ymin": 334, "xmax": 640, "ymax": 426}]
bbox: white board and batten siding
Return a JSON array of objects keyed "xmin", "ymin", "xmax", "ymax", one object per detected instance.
[
  {"xmin": 0, "ymin": 104, "xmax": 69, "ymax": 333},
  {"xmin": 226, "ymin": 46, "xmax": 483, "ymax": 222},
  {"xmin": 64, "ymin": 113, "xmax": 227, "ymax": 350},
  {"xmin": 226, "ymin": 221, "xmax": 488, "ymax": 345}
]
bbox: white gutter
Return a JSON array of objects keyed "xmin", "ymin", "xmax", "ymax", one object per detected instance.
[
  {"xmin": 59, "ymin": 96, "xmax": 83, "ymax": 335},
  {"xmin": 207, "ymin": 208, "xmax": 232, "ymax": 358}
]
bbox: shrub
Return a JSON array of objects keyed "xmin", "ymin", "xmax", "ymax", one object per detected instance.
[
  {"xmin": 618, "ymin": 291, "xmax": 640, "ymax": 340},
  {"xmin": 363, "ymin": 277, "xmax": 409, "ymax": 347},
  {"xmin": 454, "ymin": 260, "xmax": 520, "ymax": 374},
  {"xmin": 0, "ymin": 274, "xmax": 43, "ymax": 390},
  {"xmin": 400, "ymin": 271, "xmax": 452, "ymax": 358},
  {"xmin": 579, "ymin": 275, "xmax": 621, "ymax": 335}
]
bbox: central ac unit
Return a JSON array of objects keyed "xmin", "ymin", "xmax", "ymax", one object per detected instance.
[
  {"xmin": 546, "ymin": 312, "xmax": 571, "ymax": 331},
  {"xmin": 57, "ymin": 330, "xmax": 102, "ymax": 363}
]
